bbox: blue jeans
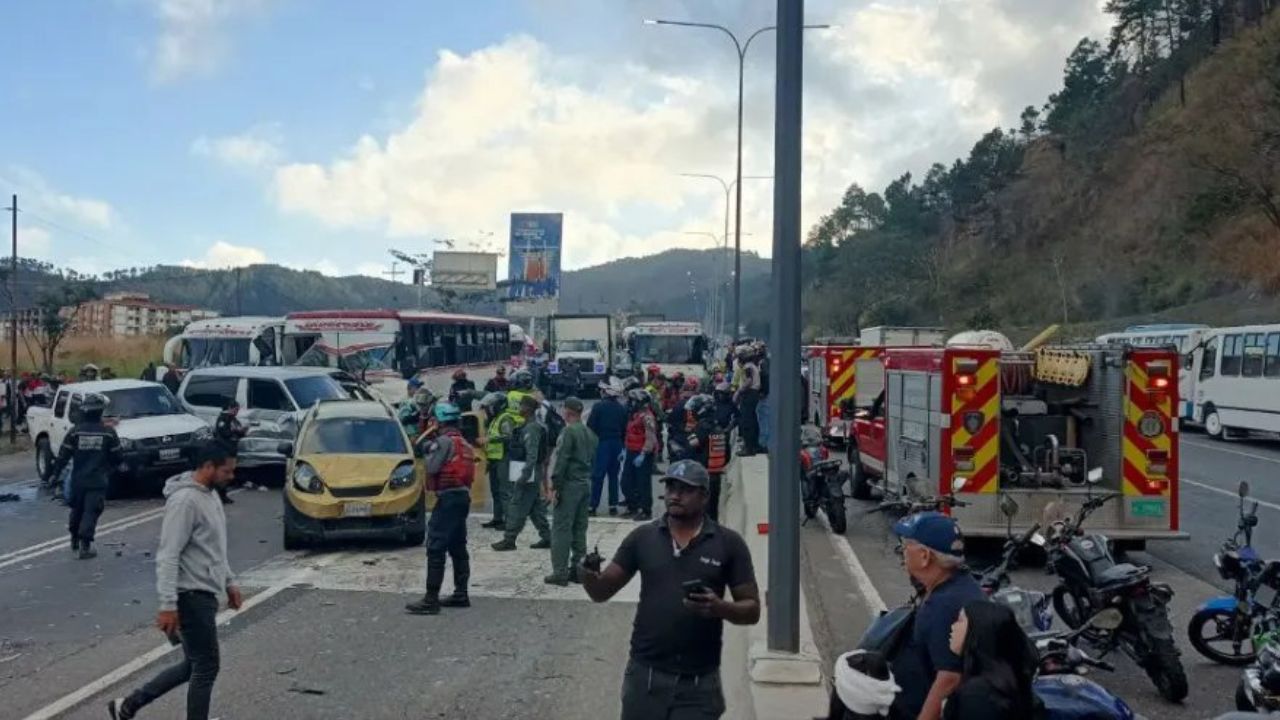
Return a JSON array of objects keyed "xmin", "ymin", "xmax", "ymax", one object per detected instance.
[
  {"xmin": 590, "ymin": 437, "xmax": 623, "ymax": 510},
  {"xmin": 757, "ymin": 395, "xmax": 771, "ymax": 451}
]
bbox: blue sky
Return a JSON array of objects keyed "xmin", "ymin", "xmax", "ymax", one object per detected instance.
[{"xmin": 0, "ymin": 1, "xmax": 1110, "ymax": 279}]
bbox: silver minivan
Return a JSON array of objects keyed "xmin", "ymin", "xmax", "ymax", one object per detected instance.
[{"xmin": 177, "ymin": 366, "xmax": 349, "ymax": 468}]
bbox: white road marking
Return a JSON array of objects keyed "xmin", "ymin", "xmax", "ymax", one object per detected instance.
[
  {"xmin": 19, "ymin": 548, "xmax": 342, "ymax": 720},
  {"xmin": 0, "ymin": 491, "xmax": 242, "ymax": 570},
  {"xmin": 818, "ymin": 509, "xmax": 887, "ymax": 615},
  {"xmin": 1182, "ymin": 439, "xmax": 1280, "ymax": 465},
  {"xmin": 1182, "ymin": 478, "xmax": 1280, "ymax": 513}
]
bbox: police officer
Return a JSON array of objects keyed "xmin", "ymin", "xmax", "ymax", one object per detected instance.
[
  {"xmin": 491, "ymin": 395, "xmax": 552, "ymax": 552},
  {"xmin": 586, "ymin": 380, "xmax": 628, "ymax": 516},
  {"xmin": 479, "ymin": 391, "xmax": 524, "ymax": 530},
  {"xmin": 506, "ymin": 368, "xmax": 538, "ymax": 410},
  {"xmin": 45, "ymin": 393, "xmax": 121, "ymax": 559},
  {"xmin": 406, "ymin": 402, "xmax": 476, "ymax": 616},
  {"xmin": 545, "ymin": 397, "xmax": 596, "ymax": 586}
]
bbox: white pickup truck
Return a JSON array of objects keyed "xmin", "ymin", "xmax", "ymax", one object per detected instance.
[{"xmin": 28, "ymin": 379, "xmax": 214, "ymax": 494}]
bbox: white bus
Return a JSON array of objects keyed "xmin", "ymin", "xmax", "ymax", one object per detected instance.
[
  {"xmin": 627, "ymin": 321, "xmax": 708, "ymax": 380},
  {"xmin": 1188, "ymin": 324, "xmax": 1280, "ymax": 439},
  {"xmin": 281, "ymin": 310, "xmax": 510, "ymax": 404},
  {"xmin": 1096, "ymin": 324, "xmax": 1210, "ymax": 420},
  {"xmin": 163, "ymin": 316, "xmax": 285, "ymax": 371}
]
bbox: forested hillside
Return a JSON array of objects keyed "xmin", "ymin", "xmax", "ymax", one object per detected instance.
[{"xmin": 800, "ymin": 0, "xmax": 1280, "ymax": 337}]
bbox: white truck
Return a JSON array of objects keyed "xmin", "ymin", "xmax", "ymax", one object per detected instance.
[
  {"xmin": 858, "ymin": 326, "xmax": 946, "ymax": 347},
  {"xmin": 628, "ymin": 321, "xmax": 708, "ymax": 381},
  {"xmin": 28, "ymin": 380, "xmax": 213, "ymax": 494},
  {"xmin": 545, "ymin": 314, "xmax": 613, "ymax": 397}
]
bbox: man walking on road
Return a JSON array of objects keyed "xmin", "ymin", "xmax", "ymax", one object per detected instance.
[
  {"xmin": 587, "ymin": 381, "xmax": 628, "ymax": 515},
  {"xmin": 108, "ymin": 443, "xmax": 241, "ymax": 720},
  {"xmin": 45, "ymin": 393, "xmax": 121, "ymax": 560},
  {"xmin": 492, "ymin": 395, "xmax": 552, "ymax": 551},
  {"xmin": 580, "ymin": 459, "xmax": 760, "ymax": 720},
  {"xmin": 620, "ymin": 388, "xmax": 658, "ymax": 521},
  {"xmin": 888, "ymin": 512, "xmax": 983, "ymax": 720},
  {"xmin": 479, "ymin": 392, "xmax": 523, "ymax": 530},
  {"xmin": 406, "ymin": 402, "xmax": 477, "ymax": 615},
  {"xmin": 545, "ymin": 396, "xmax": 596, "ymax": 586}
]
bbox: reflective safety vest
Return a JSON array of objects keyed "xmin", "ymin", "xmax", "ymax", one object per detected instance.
[
  {"xmin": 485, "ymin": 410, "xmax": 524, "ymax": 460},
  {"xmin": 625, "ymin": 409, "xmax": 651, "ymax": 452},
  {"xmin": 707, "ymin": 430, "xmax": 729, "ymax": 473},
  {"xmin": 432, "ymin": 429, "xmax": 476, "ymax": 492},
  {"xmin": 507, "ymin": 389, "xmax": 535, "ymax": 412}
]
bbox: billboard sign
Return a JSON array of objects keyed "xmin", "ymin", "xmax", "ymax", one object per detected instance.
[
  {"xmin": 431, "ymin": 251, "xmax": 498, "ymax": 291},
  {"xmin": 507, "ymin": 212, "xmax": 562, "ymax": 300}
]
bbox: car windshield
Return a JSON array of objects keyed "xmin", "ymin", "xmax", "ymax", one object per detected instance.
[
  {"xmin": 558, "ymin": 339, "xmax": 599, "ymax": 353},
  {"xmin": 283, "ymin": 376, "xmax": 348, "ymax": 409},
  {"xmin": 300, "ymin": 418, "xmax": 407, "ymax": 455},
  {"xmin": 102, "ymin": 386, "xmax": 183, "ymax": 418},
  {"xmin": 633, "ymin": 335, "xmax": 704, "ymax": 364},
  {"xmin": 181, "ymin": 338, "xmax": 252, "ymax": 368}
]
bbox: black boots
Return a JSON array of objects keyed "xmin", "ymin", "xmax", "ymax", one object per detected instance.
[
  {"xmin": 439, "ymin": 593, "xmax": 470, "ymax": 608},
  {"xmin": 404, "ymin": 595, "xmax": 441, "ymax": 615},
  {"xmin": 78, "ymin": 541, "xmax": 96, "ymax": 560}
]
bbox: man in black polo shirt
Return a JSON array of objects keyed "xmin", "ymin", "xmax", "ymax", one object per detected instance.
[{"xmin": 580, "ymin": 459, "xmax": 760, "ymax": 720}]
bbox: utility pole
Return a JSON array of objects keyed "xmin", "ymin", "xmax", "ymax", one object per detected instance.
[
  {"xmin": 9, "ymin": 195, "xmax": 17, "ymax": 445},
  {"xmin": 383, "ymin": 262, "xmax": 403, "ymax": 284},
  {"xmin": 234, "ymin": 267, "xmax": 243, "ymax": 316},
  {"xmin": 768, "ymin": 0, "xmax": 803, "ymax": 653}
]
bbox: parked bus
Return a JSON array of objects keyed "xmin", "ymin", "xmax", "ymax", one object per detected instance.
[
  {"xmin": 281, "ymin": 310, "xmax": 510, "ymax": 404},
  {"xmin": 1187, "ymin": 323, "xmax": 1280, "ymax": 439},
  {"xmin": 1097, "ymin": 324, "xmax": 1210, "ymax": 420},
  {"xmin": 163, "ymin": 316, "xmax": 285, "ymax": 371}
]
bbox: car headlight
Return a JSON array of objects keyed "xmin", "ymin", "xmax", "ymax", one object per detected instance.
[
  {"xmin": 292, "ymin": 463, "xmax": 323, "ymax": 494},
  {"xmin": 118, "ymin": 437, "xmax": 136, "ymax": 451},
  {"xmin": 193, "ymin": 426, "xmax": 213, "ymax": 440},
  {"xmin": 388, "ymin": 462, "xmax": 416, "ymax": 490}
]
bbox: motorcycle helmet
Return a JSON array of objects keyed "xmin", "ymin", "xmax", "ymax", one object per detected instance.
[
  {"xmin": 510, "ymin": 368, "xmax": 534, "ymax": 390},
  {"xmin": 433, "ymin": 402, "xmax": 461, "ymax": 423},
  {"xmin": 480, "ymin": 391, "xmax": 508, "ymax": 414},
  {"xmin": 646, "ymin": 364, "xmax": 660, "ymax": 380},
  {"xmin": 683, "ymin": 376, "xmax": 700, "ymax": 392},
  {"xmin": 80, "ymin": 393, "xmax": 107, "ymax": 419},
  {"xmin": 621, "ymin": 376, "xmax": 642, "ymax": 392},
  {"xmin": 686, "ymin": 394, "xmax": 714, "ymax": 418},
  {"xmin": 801, "ymin": 426, "xmax": 822, "ymax": 447},
  {"xmin": 413, "ymin": 388, "xmax": 437, "ymax": 410},
  {"xmin": 627, "ymin": 388, "xmax": 650, "ymax": 408}
]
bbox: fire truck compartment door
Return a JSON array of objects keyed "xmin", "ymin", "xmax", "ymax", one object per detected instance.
[{"xmin": 855, "ymin": 358, "xmax": 885, "ymax": 409}]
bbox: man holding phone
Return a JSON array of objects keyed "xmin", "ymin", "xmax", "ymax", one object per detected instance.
[
  {"xmin": 108, "ymin": 444, "xmax": 241, "ymax": 720},
  {"xmin": 580, "ymin": 459, "xmax": 760, "ymax": 719}
]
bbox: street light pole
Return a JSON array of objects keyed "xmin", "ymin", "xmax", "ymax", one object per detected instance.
[{"xmin": 648, "ymin": 19, "xmax": 828, "ymax": 341}]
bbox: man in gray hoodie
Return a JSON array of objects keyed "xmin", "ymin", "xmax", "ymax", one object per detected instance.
[{"xmin": 109, "ymin": 443, "xmax": 241, "ymax": 720}]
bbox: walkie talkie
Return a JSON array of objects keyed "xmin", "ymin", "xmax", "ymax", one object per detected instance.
[{"xmin": 583, "ymin": 543, "xmax": 604, "ymax": 573}]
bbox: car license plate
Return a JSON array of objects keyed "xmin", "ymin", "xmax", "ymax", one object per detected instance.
[
  {"xmin": 342, "ymin": 502, "xmax": 372, "ymax": 518},
  {"xmin": 159, "ymin": 448, "xmax": 181, "ymax": 461}
]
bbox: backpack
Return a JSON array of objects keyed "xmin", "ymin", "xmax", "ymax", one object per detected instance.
[{"xmin": 540, "ymin": 401, "xmax": 566, "ymax": 449}]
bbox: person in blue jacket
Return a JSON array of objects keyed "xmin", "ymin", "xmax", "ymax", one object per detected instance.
[{"xmin": 586, "ymin": 380, "xmax": 628, "ymax": 515}]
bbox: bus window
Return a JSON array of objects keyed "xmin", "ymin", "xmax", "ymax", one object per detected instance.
[
  {"xmin": 1221, "ymin": 334, "xmax": 1243, "ymax": 376},
  {"xmin": 1267, "ymin": 333, "xmax": 1280, "ymax": 378},
  {"xmin": 442, "ymin": 326, "xmax": 458, "ymax": 366},
  {"xmin": 1200, "ymin": 336, "xmax": 1219, "ymax": 380},
  {"xmin": 1243, "ymin": 333, "xmax": 1266, "ymax": 378}
]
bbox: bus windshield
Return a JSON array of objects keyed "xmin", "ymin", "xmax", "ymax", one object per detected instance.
[
  {"xmin": 633, "ymin": 335, "xmax": 703, "ymax": 365},
  {"xmin": 181, "ymin": 338, "xmax": 252, "ymax": 368},
  {"xmin": 295, "ymin": 343, "xmax": 397, "ymax": 374}
]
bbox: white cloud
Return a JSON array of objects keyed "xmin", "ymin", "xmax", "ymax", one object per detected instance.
[
  {"xmin": 180, "ymin": 240, "xmax": 268, "ymax": 269},
  {"xmin": 149, "ymin": 0, "xmax": 271, "ymax": 82},
  {"xmin": 192, "ymin": 125, "xmax": 283, "ymax": 169},
  {"xmin": 17, "ymin": 226, "xmax": 52, "ymax": 260},
  {"xmin": 0, "ymin": 165, "xmax": 117, "ymax": 229}
]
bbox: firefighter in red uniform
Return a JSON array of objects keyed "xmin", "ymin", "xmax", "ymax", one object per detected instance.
[
  {"xmin": 406, "ymin": 402, "xmax": 476, "ymax": 616},
  {"xmin": 620, "ymin": 388, "xmax": 659, "ymax": 521},
  {"xmin": 685, "ymin": 394, "xmax": 729, "ymax": 521}
]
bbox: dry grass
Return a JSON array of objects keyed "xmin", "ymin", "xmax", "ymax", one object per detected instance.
[{"xmin": 0, "ymin": 335, "xmax": 167, "ymax": 379}]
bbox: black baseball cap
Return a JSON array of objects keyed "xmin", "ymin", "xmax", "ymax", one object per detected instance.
[{"xmin": 662, "ymin": 459, "xmax": 710, "ymax": 490}]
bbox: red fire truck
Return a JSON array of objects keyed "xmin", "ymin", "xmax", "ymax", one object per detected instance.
[
  {"xmin": 805, "ymin": 345, "xmax": 882, "ymax": 446},
  {"xmin": 849, "ymin": 344, "xmax": 1183, "ymax": 541}
]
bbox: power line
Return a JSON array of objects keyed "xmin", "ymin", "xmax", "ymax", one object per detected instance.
[{"xmin": 16, "ymin": 209, "xmax": 154, "ymax": 267}]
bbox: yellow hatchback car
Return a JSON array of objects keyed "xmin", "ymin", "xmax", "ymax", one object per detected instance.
[{"xmin": 280, "ymin": 399, "xmax": 426, "ymax": 549}]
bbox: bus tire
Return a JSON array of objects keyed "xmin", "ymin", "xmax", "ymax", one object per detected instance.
[{"xmin": 1204, "ymin": 404, "xmax": 1225, "ymax": 440}]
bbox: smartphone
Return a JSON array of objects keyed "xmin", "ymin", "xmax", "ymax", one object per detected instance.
[
  {"xmin": 682, "ymin": 579, "xmax": 710, "ymax": 599},
  {"xmin": 165, "ymin": 630, "xmax": 182, "ymax": 647}
]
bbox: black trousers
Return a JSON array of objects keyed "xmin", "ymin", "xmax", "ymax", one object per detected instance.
[
  {"xmin": 737, "ymin": 390, "xmax": 761, "ymax": 453},
  {"xmin": 621, "ymin": 659, "xmax": 725, "ymax": 720},
  {"xmin": 67, "ymin": 488, "xmax": 106, "ymax": 542},
  {"xmin": 426, "ymin": 490, "xmax": 470, "ymax": 599},
  {"xmin": 124, "ymin": 590, "xmax": 220, "ymax": 720}
]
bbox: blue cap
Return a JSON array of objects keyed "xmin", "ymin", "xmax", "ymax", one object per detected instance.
[
  {"xmin": 407, "ymin": 376, "xmax": 424, "ymax": 390},
  {"xmin": 892, "ymin": 512, "xmax": 965, "ymax": 557}
]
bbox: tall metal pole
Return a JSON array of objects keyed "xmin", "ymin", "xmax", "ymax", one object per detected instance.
[
  {"xmin": 732, "ymin": 49, "xmax": 746, "ymax": 343},
  {"xmin": 10, "ymin": 195, "xmax": 17, "ymax": 445},
  {"xmin": 767, "ymin": 0, "xmax": 803, "ymax": 653}
]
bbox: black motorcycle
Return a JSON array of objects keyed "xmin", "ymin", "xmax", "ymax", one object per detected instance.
[
  {"xmin": 974, "ymin": 493, "xmax": 1054, "ymax": 636},
  {"xmin": 802, "ymin": 454, "xmax": 848, "ymax": 535},
  {"xmin": 1045, "ymin": 483, "xmax": 1188, "ymax": 702}
]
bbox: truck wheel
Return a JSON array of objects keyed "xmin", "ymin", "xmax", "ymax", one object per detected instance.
[
  {"xmin": 1204, "ymin": 404, "xmax": 1225, "ymax": 440},
  {"xmin": 35, "ymin": 436, "xmax": 52, "ymax": 483},
  {"xmin": 850, "ymin": 460, "xmax": 873, "ymax": 501}
]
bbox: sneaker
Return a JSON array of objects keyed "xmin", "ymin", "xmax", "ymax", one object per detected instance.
[
  {"xmin": 70, "ymin": 537, "xmax": 80, "ymax": 553},
  {"xmin": 108, "ymin": 698, "xmax": 133, "ymax": 720},
  {"xmin": 568, "ymin": 566, "xmax": 581, "ymax": 584},
  {"xmin": 608, "ymin": 506, "xmax": 618, "ymax": 516},
  {"xmin": 79, "ymin": 543, "xmax": 97, "ymax": 560},
  {"xmin": 491, "ymin": 539, "xmax": 517, "ymax": 552},
  {"xmin": 529, "ymin": 539, "xmax": 552, "ymax": 550},
  {"xmin": 405, "ymin": 596, "xmax": 441, "ymax": 615},
  {"xmin": 439, "ymin": 594, "xmax": 470, "ymax": 608},
  {"xmin": 480, "ymin": 519, "xmax": 504, "ymax": 529},
  {"xmin": 544, "ymin": 573, "xmax": 570, "ymax": 587}
]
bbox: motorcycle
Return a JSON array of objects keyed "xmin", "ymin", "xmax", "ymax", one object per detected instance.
[
  {"xmin": 869, "ymin": 476, "xmax": 970, "ymax": 517},
  {"xmin": 1035, "ymin": 608, "xmax": 1144, "ymax": 720},
  {"xmin": 1236, "ymin": 635, "xmax": 1280, "ymax": 712},
  {"xmin": 975, "ymin": 492, "xmax": 1054, "ymax": 636},
  {"xmin": 1044, "ymin": 469, "xmax": 1187, "ymax": 703},
  {"xmin": 1190, "ymin": 480, "xmax": 1280, "ymax": 666},
  {"xmin": 801, "ymin": 435, "xmax": 848, "ymax": 534}
]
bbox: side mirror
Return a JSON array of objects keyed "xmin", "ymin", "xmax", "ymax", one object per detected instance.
[
  {"xmin": 1086, "ymin": 608, "xmax": 1124, "ymax": 631},
  {"xmin": 999, "ymin": 493, "xmax": 1020, "ymax": 519},
  {"xmin": 951, "ymin": 477, "xmax": 968, "ymax": 494},
  {"xmin": 276, "ymin": 441, "xmax": 294, "ymax": 458},
  {"xmin": 1087, "ymin": 467, "xmax": 1103, "ymax": 484},
  {"xmin": 1239, "ymin": 481, "xmax": 1251, "ymax": 499}
]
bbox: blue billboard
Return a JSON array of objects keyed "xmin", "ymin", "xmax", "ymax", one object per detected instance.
[{"xmin": 507, "ymin": 212, "xmax": 562, "ymax": 299}]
